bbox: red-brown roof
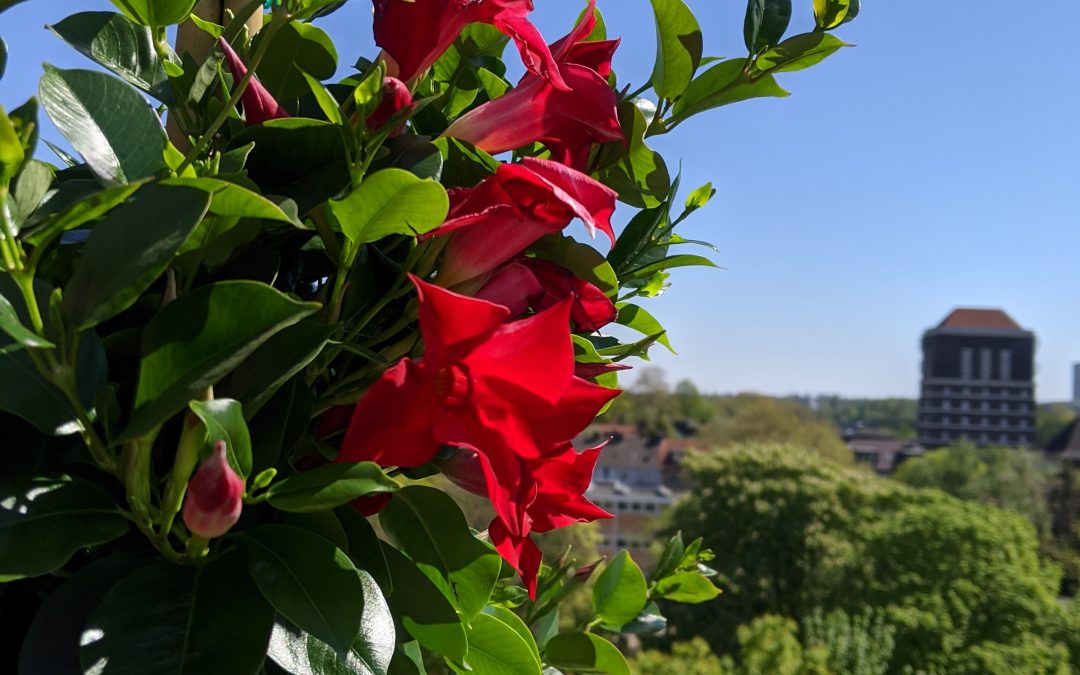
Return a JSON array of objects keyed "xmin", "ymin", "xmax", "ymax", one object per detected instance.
[{"xmin": 938, "ymin": 308, "xmax": 1022, "ymax": 331}]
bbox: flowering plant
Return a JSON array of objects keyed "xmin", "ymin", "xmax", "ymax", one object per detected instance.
[{"xmin": 0, "ymin": 0, "xmax": 857, "ymax": 672}]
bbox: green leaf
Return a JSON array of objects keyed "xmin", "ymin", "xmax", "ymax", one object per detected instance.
[
  {"xmin": 39, "ymin": 65, "xmax": 167, "ymax": 185},
  {"xmin": 336, "ymin": 505, "xmax": 394, "ymax": 594},
  {"xmin": 229, "ymin": 118, "xmax": 350, "ymax": 215},
  {"xmin": 381, "ymin": 543, "xmax": 467, "ymax": 661},
  {"xmin": 544, "ymin": 633, "xmax": 630, "ymax": 675},
  {"xmin": 597, "ymin": 101, "xmax": 670, "ymax": 209},
  {"xmin": 813, "ymin": 0, "xmax": 853, "ymax": 30},
  {"xmin": 684, "ymin": 182, "xmax": 715, "ymax": 210},
  {"xmin": 654, "ymin": 571, "xmax": 721, "ymax": 603},
  {"xmin": 80, "ymin": 556, "xmax": 275, "ymax": 674},
  {"xmin": 267, "ymin": 462, "xmax": 399, "ymax": 513},
  {"xmin": 0, "ymin": 291, "xmax": 53, "ymax": 350},
  {"xmin": 616, "ymin": 304, "xmax": 674, "ymax": 353},
  {"xmin": 188, "ymin": 398, "xmax": 253, "ymax": 479},
  {"xmin": 670, "ymin": 59, "xmax": 789, "ymax": 125},
  {"xmin": 531, "ymin": 235, "xmax": 618, "ymax": 296},
  {"xmin": 253, "ymin": 21, "xmax": 337, "ymax": 99},
  {"xmin": 592, "ymin": 550, "xmax": 648, "ymax": 628},
  {"xmin": 19, "ymin": 554, "xmax": 143, "ymax": 675},
  {"xmin": 221, "ymin": 319, "xmax": 335, "ymax": 418},
  {"xmin": 483, "ymin": 607, "xmax": 541, "ymax": 667},
  {"xmin": 48, "ymin": 11, "xmax": 172, "ymax": 101},
  {"xmin": 463, "ymin": 613, "xmax": 541, "ymax": 675},
  {"xmin": 380, "ymin": 486, "xmax": 501, "ymax": 619},
  {"xmin": 330, "ymin": 168, "xmax": 449, "ymax": 245},
  {"xmin": 302, "ymin": 70, "xmax": 344, "ymax": 125},
  {"xmin": 0, "ymin": 37, "xmax": 6, "ymax": 80},
  {"xmin": 754, "ymin": 32, "xmax": 850, "ymax": 74},
  {"xmin": 0, "ymin": 106, "xmax": 24, "ymax": 184},
  {"xmin": 23, "ymin": 180, "xmax": 143, "ymax": 247},
  {"xmin": 62, "ymin": 184, "xmax": 210, "ymax": 330},
  {"xmin": 743, "ymin": 0, "xmax": 792, "ymax": 53},
  {"xmin": 163, "ymin": 176, "xmax": 301, "ymax": 224},
  {"xmin": 0, "ymin": 475, "xmax": 128, "ymax": 581},
  {"xmin": 122, "ymin": 281, "xmax": 319, "ymax": 441},
  {"xmin": 652, "ymin": 532, "xmax": 685, "ymax": 580},
  {"xmin": 608, "ymin": 204, "xmax": 665, "ymax": 274},
  {"xmin": 108, "ymin": 0, "xmax": 198, "ymax": 26},
  {"xmin": 12, "ymin": 160, "xmax": 55, "ymax": 224},
  {"xmin": 267, "ymin": 574, "xmax": 395, "ymax": 675},
  {"xmin": 624, "ymin": 254, "xmax": 719, "ymax": 280},
  {"xmin": 649, "ymin": 0, "xmax": 702, "ymax": 100},
  {"xmin": 433, "ymin": 138, "xmax": 499, "ymax": 189},
  {"xmin": 238, "ymin": 524, "xmax": 367, "ymax": 654}
]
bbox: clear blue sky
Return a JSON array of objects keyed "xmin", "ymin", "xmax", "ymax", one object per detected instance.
[{"xmin": 4, "ymin": 1, "xmax": 1079, "ymax": 401}]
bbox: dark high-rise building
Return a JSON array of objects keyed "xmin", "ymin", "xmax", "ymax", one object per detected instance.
[{"xmin": 917, "ymin": 309, "xmax": 1036, "ymax": 448}]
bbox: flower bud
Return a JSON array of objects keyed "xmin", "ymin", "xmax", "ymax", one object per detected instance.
[
  {"xmin": 435, "ymin": 447, "xmax": 488, "ymax": 498},
  {"xmin": 182, "ymin": 441, "xmax": 244, "ymax": 538},
  {"xmin": 366, "ymin": 77, "xmax": 412, "ymax": 136},
  {"xmin": 218, "ymin": 37, "xmax": 289, "ymax": 125}
]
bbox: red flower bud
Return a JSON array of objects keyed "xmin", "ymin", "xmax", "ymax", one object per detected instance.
[
  {"xmin": 218, "ymin": 37, "xmax": 289, "ymax": 125},
  {"xmin": 182, "ymin": 441, "xmax": 244, "ymax": 538},
  {"xmin": 366, "ymin": 77, "xmax": 413, "ymax": 136}
]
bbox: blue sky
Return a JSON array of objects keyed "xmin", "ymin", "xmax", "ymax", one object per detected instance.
[{"xmin": 3, "ymin": 1, "xmax": 1079, "ymax": 401}]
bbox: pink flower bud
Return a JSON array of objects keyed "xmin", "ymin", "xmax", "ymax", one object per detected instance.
[
  {"xmin": 182, "ymin": 441, "xmax": 244, "ymax": 538},
  {"xmin": 366, "ymin": 77, "xmax": 412, "ymax": 136},
  {"xmin": 218, "ymin": 37, "xmax": 289, "ymax": 125}
]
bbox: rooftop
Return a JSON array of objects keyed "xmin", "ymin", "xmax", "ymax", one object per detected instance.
[{"xmin": 936, "ymin": 308, "xmax": 1023, "ymax": 331}]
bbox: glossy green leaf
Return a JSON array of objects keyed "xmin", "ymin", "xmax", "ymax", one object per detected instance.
[
  {"xmin": 163, "ymin": 176, "xmax": 301, "ymax": 224},
  {"xmin": 254, "ymin": 21, "xmax": 337, "ymax": 99},
  {"xmin": 122, "ymin": 281, "xmax": 319, "ymax": 440},
  {"xmin": 12, "ymin": 160, "xmax": 55, "ymax": 223},
  {"xmin": 463, "ymin": 613, "xmax": 541, "ymax": 675},
  {"xmin": 108, "ymin": 0, "xmax": 197, "ymax": 26},
  {"xmin": 531, "ymin": 235, "xmax": 618, "ymax": 296},
  {"xmin": 649, "ymin": 0, "xmax": 702, "ymax": 99},
  {"xmin": 266, "ymin": 569, "xmax": 394, "ymax": 675},
  {"xmin": 592, "ymin": 550, "xmax": 648, "ymax": 628},
  {"xmin": 188, "ymin": 398, "xmax": 253, "ymax": 479},
  {"xmin": 433, "ymin": 138, "xmax": 499, "ymax": 189},
  {"xmin": 670, "ymin": 59, "xmax": 789, "ymax": 125},
  {"xmin": 616, "ymin": 304, "xmax": 674, "ymax": 353},
  {"xmin": 381, "ymin": 543, "xmax": 467, "ymax": 661},
  {"xmin": 39, "ymin": 65, "xmax": 167, "ymax": 185},
  {"xmin": 0, "ymin": 475, "xmax": 128, "ymax": 581},
  {"xmin": 625, "ymin": 254, "xmax": 719, "ymax": 280},
  {"xmin": 653, "ymin": 532, "xmax": 685, "ymax": 580},
  {"xmin": 62, "ymin": 184, "xmax": 210, "ymax": 331},
  {"xmin": 80, "ymin": 557, "xmax": 274, "ymax": 674},
  {"xmin": 544, "ymin": 633, "xmax": 630, "ymax": 675},
  {"xmin": 654, "ymin": 571, "xmax": 721, "ymax": 603},
  {"xmin": 267, "ymin": 462, "xmax": 399, "ymax": 513},
  {"xmin": 813, "ymin": 0, "xmax": 852, "ymax": 30},
  {"xmin": 754, "ymin": 32, "xmax": 849, "ymax": 74},
  {"xmin": 330, "ymin": 169, "xmax": 449, "ymax": 245},
  {"xmin": 0, "ymin": 290, "xmax": 52, "ymax": 350},
  {"xmin": 221, "ymin": 319, "xmax": 335, "ymax": 417},
  {"xmin": 597, "ymin": 101, "xmax": 670, "ymax": 209},
  {"xmin": 23, "ymin": 180, "xmax": 143, "ymax": 247},
  {"xmin": 0, "ymin": 106, "xmax": 23, "ymax": 183},
  {"xmin": 380, "ymin": 486, "xmax": 501, "ymax": 618},
  {"xmin": 743, "ymin": 0, "xmax": 792, "ymax": 53},
  {"xmin": 684, "ymin": 182, "xmax": 715, "ymax": 210},
  {"xmin": 19, "ymin": 554, "xmax": 143, "ymax": 675},
  {"xmin": 483, "ymin": 607, "xmax": 541, "ymax": 667},
  {"xmin": 302, "ymin": 71, "xmax": 344, "ymax": 125},
  {"xmin": 239, "ymin": 524, "xmax": 366, "ymax": 654},
  {"xmin": 337, "ymin": 505, "xmax": 393, "ymax": 594},
  {"xmin": 229, "ymin": 119, "xmax": 350, "ymax": 214},
  {"xmin": 608, "ymin": 204, "xmax": 665, "ymax": 274},
  {"xmin": 48, "ymin": 11, "xmax": 172, "ymax": 101}
]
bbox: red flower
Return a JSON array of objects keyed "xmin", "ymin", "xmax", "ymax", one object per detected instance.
[
  {"xmin": 435, "ymin": 157, "xmax": 617, "ymax": 286},
  {"xmin": 442, "ymin": 0, "xmax": 622, "ymax": 169},
  {"xmin": 366, "ymin": 77, "xmax": 413, "ymax": 136},
  {"xmin": 218, "ymin": 38, "xmax": 289, "ymax": 125},
  {"xmin": 373, "ymin": 0, "xmax": 568, "ymax": 90},
  {"xmin": 340, "ymin": 275, "xmax": 578, "ymax": 467},
  {"xmin": 182, "ymin": 441, "xmax": 244, "ymax": 538},
  {"xmin": 476, "ymin": 257, "xmax": 617, "ymax": 332}
]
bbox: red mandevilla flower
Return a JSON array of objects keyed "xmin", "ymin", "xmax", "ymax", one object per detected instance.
[
  {"xmin": 434, "ymin": 157, "xmax": 617, "ymax": 286},
  {"xmin": 182, "ymin": 441, "xmax": 244, "ymax": 538},
  {"xmin": 366, "ymin": 77, "xmax": 413, "ymax": 136},
  {"xmin": 442, "ymin": 0, "xmax": 622, "ymax": 169},
  {"xmin": 372, "ymin": 0, "xmax": 569, "ymax": 90},
  {"xmin": 476, "ymin": 257, "xmax": 618, "ymax": 332},
  {"xmin": 218, "ymin": 37, "xmax": 289, "ymax": 125}
]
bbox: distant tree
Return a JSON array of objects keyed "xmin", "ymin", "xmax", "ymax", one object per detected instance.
[
  {"xmin": 801, "ymin": 608, "xmax": 896, "ymax": 675},
  {"xmin": 893, "ymin": 443, "xmax": 1050, "ymax": 534},
  {"xmin": 812, "ymin": 396, "xmax": 918, "ymax": 438},
  {"xmin": 674, "ymin": 379, "xmax": 715, "ymax": 427},
  {"xmin": 663, "ymin": 444, "xmax": 1069, "ymax": 674},
  {"xmin": 1038, "ymin": 404, "xmax": 1077, "ymax": 449},
  {"xmin": 633, "ymin": 637, "xmax": 728, "ymax": 675},
  {"xmin": 702, "ymin": 396, "xmax": 852, "ymax": 464}
]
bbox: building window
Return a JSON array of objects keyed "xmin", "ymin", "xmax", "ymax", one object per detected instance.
[
  {"xmin": 617, "ymin": 501, "xmax": 628, "ymax": 511},
  {"xmin": 1000, "ymin": 350, "xmax": 1012, "ymax": 381},
  {"xmin": 980, "ymin": 348, "xmax": 993, "ymax": 380},
  {"xmin": 961, "ymin": 348, "xmax": 974, "ymax": 379}
]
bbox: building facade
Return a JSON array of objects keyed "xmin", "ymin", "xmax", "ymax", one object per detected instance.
[{"xmin": 917, "ymin": 308, "xmax": 1036, "ymax": 449}]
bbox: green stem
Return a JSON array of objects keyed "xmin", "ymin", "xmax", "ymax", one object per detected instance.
[
  {"xmin": 0, "ymin": 185, "xmax": 23, "ymax": 272},
  {"xmin": 175, "ymin": 15, "xmax": 288, "ymax": 175},
  {"xmin": 158, "ymin": 411, "xmax": 204, "ymax": 540}
]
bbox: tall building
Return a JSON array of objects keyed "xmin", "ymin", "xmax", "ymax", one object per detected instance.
[
  {"xmin": 917, "ymin": 308, "xmax": 1036, "ymax": 448},
  {"xmin": 1073, "ymin": 363, "xmax": 1080, "ymax": 407}
]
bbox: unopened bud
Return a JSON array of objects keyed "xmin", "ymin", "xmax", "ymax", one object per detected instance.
[
  {"xmin": 572, "ymin": 558, "xmax": 603, "ymax": 584},
  {"xmin": 182, "ymin": 441, "xmax": 244, "ymax": 538},
  {"xmin": 366, "ymin": 77, "xmax": 412, "ymax": 136}
]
